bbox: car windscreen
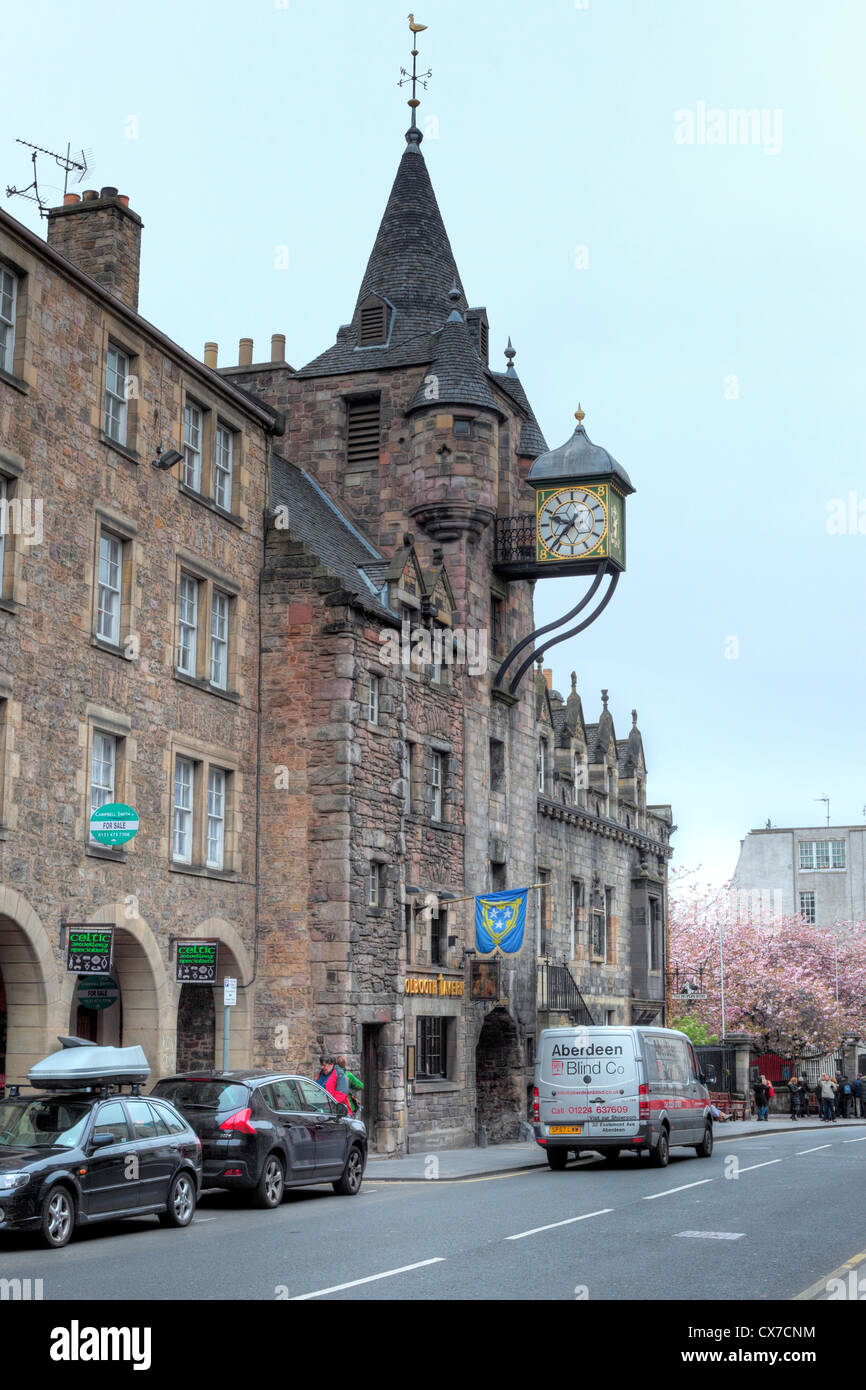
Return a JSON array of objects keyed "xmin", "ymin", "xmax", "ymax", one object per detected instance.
[
  {"xmin": 151, "ymin": 1080, "xmax": 250, "ymax": 1112},
  {"xmin": 0, "ymin": 1098, "xmax": 92, "ymax": 1149}
]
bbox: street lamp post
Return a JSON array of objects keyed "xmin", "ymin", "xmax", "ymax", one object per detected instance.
[{"xmin": 718, "ymin": 918, "xmax": 726, "ymax": 1041}]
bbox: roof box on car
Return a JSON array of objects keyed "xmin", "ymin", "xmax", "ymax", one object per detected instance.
[{"xmin": 29, "ymin": 1037, "xmax": 150, "ymax": 1090}]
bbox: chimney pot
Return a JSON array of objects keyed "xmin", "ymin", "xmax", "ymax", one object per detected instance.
[
  {"xmin": 81, "ymin": 189, "xmax": 99, "ymax": 201},
  {"xmin": 204, "ymin": 342, "xmax": 218, "ymax": 369},
  {"xmin": 543, "ymin": 668, "xmax": 553, "ymax": 690},
  {"xmin": 100, "ymin": 186, "xmax": 119, "ymax": 200},
  {"xmin": 63, "ymin": 193, "xmax": 80, "ymax": 206},
  {"xmin": 271, "ymin": 333, "xmax": 286, "ymax": 363},
  {"xmin": 117, "ymin": 194, "xmax": 130, "ymax": 208},
  {"xmin": 238, "ymin": 338, "xmax": 253, "ymax": 367}
]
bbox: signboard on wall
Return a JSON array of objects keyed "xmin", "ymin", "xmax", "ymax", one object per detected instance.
[
  {"xmin": 176, "ymin": 939, "xmax": 218, "ymax": 984},
  {"xmin": 76, "ymin": 975, "xmax": 119, "ymax": 1011},
  {"xmin": 470, "ymin": 959, "xmax": 500, "ymax": 1001},
  {"xmin": 66, "ymin": 926, "xmax": 114, "ymax": 975}
]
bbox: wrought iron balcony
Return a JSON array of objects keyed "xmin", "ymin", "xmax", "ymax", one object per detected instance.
[{"xmin": 537, "ymin": 959, "xmax": 596, "ymax": 1027}]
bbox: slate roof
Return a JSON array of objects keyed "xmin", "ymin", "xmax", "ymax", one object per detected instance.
[
  {"xmin": 406, "ymin": 314, "xmax": 503, "ymax": 415},
  {"xmin": 490, "ymin": 370, "xmax": 548, "ymax": 459},
  {"xmin": 270, "ymin": 456, "xmax": 397, "ymax": 621},
  {"xmin": 528, "ymin": 422, "xmax": 635, "ymax": 493}
]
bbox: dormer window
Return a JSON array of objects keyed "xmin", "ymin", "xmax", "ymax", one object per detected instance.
[
  {"xmin": 358, "ymin": 295, "xmax": 389, "ymax": 347},
  {"xmin": 478, "ymin": 319, "xmax": 489, "ymax": 360}
]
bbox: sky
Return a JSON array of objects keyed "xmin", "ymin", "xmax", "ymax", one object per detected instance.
[{"xmin": 4, "ymin": 0, "xmax": 865, "ymax": 888}]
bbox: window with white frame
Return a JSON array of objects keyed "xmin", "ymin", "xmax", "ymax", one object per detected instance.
[
  {"xmin": 214, "ymin": 424, "xmax": 234, "ymax": 511},
  {"xmin": 96, "ymin": 530, "xmax": 123, "ymax": 646},
  {"xmin": 368, "ymin": 674, "xmax": 380, "ymax": 724},
  {"xmin": 104, "ymin": 345, "xmax": 130, "ymax": 445},
  {"xmin": 183, "ymin": 402, "xmax": 203, "ymax": 491},
  {"xmin": 431, "ymin": 751, "xmax": 444, "ymax": 820},
  {"xmin": 799, "ymin": 891, "xmax": 816, "ymax": 925},
  {"xmin": 367, "ymin": 861, "xmax": 383, "ymax": 908},
  {"xmin": 177, "ymin": 573, "xmax": 199, "ymax": 675},
  {"xmin": 799, "ymin": 839, "xmax": 846, "ymax": 871},
  {"xmin": 173, "ymin": 756, "xmax": 195, "ymax": 864},
  {"xmin": 0, "ymin": 267, "xmax": 17, "ymax": 375},
  {"xmin": 206, "ymin": 766, "xmax": 226, "ymax": 869},
  {"xmin": 210, "ymin": 589, "xmax": 229, "ymax": 689},
  {"xmin": 90, "ymin": 732, "xmax": 116, "ymax": 841},
  {"xmin": 537, "ymin": 740, "xmax": 547, "ymax": 794}
]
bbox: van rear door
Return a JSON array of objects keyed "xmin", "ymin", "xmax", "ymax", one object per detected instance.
[{"xmin": 538, "ymin": 1030, "xmax": 640, "ymax": 1140}]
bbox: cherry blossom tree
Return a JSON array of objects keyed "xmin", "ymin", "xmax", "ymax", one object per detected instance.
[{"xmin": 668, "ymin": 876, "xmax": 866, "ymax": 1052}]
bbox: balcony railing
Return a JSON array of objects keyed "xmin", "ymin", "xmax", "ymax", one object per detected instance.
[
  {"xmin": 494, "ymin": 515, "xmax": 535, "ymax": 566},
  {"xmin": 537, "ymin": 959, "xmax": 596, "ymax": 1027}
]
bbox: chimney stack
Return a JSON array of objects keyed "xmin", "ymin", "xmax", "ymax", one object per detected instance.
[
  {"xmin": 271, "ymin": 333, "xmax": 286, "ymax": 363},
  {"xmin": 543, "ymin": 668, "xmax": 553, "ymax": 690},
  {"xmin": 204, "ymin": 342, "xmax": 218, "ymax": 369},
  {"xmin": 46, "ymin": 187, "xmax": 143, "ymax": 311},
  {"xmin": 238, "ymin": 338, "xmax": 253, "ymax": 367}
]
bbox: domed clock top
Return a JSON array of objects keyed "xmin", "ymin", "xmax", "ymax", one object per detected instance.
[{"xmin": 528, "ymin": 407, "xmax": 634, "ymax": 573}]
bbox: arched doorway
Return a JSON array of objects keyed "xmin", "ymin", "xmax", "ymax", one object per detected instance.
[
  {"xmin": 0, "ymin": 907, "xmax": 55, "ymax": 1090},
  {"xmin": 65, "ymin": 922, "xmax": 161, "ymax": 1071},
  {"xmin": 176, "ymin": 984, "xmax": 216, "ymax": 1071},
  {"xmin": 474, "ymin": 1007, "xmax": 524, "ymax": 1144}
]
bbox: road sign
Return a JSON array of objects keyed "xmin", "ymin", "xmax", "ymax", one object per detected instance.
[
  {"xmin": 66, "ymin": 926, "xmax": 114, "ymax": 974},
  {"xmin": 223, "ymin": 977, "xmax": 237, "ymax": 1007},
  {"xmin": 90, "ymin": 803, "xmax": 139, "ymax": 846},
  {"xmin": 176, "ymin": 940, "xmax": 218, "ymax": 983}
]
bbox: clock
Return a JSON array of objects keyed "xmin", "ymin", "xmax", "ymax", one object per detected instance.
[{"xmin": 536, "ymin": 485, "xmax": 607, "ymax": 562}]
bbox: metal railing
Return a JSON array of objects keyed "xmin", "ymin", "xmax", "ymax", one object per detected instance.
[
  {"xmin": 494, "ymin": 515, "xmax": 536, "ymax": 564},
  {"xmin": 537, "ymin": 959, "xmax": 596, "ymax": 1027}
]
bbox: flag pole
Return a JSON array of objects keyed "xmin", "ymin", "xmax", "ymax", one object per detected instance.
[{"xmin": 423, "ymin": 882, "xmax": 547, "ymax": 910}]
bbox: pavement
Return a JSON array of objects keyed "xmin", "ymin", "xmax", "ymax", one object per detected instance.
[{"xmin": 364, "ymin": 1114, "xmax": 865, "ymax": 1180}]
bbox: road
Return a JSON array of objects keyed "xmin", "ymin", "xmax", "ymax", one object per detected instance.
[{"xmin": 2, "ymin": 1125, "xmax": 864, "ymax": 1300}]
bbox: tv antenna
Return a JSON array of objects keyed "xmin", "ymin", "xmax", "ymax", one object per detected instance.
[
  {"xmin": 814, "ymin": 795, "xmax": 830, "ymax": 828},
  {"xmin": 6, "ymin": 138, "xmax": 93, "ymax": 218}
]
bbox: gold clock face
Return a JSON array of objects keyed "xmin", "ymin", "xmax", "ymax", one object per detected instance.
[{"xmin": 537, "ymin": 485, "xmax": 607, "ymax": 561}]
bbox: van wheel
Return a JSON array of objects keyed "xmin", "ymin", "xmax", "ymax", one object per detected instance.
[
  {"xmin": 650, "ymin": 1128, "xmax": 670, "ymax": 1167},
  {"xmin": 695, "ymin": 1124, "xmax": 713, "ymax": 1158},
  {"xmin": 602, "ymin": 1149, "xmax": 621, "ymax": 1162},
  {"xmin": 547, "ymin": 1148, "xmax": 569, "ymax": 1171}
]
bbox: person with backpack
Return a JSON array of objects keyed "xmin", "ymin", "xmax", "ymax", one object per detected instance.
[
  {"xmin": 315, "ymin": 1055, "xmax": 350, "ymax": 1108},
  {"xmin": 753, "ymin": 1074, "xmax": 771, "ymax": 1121},
  {"xmin": 788, "ymin": 1075, "xmax": 803, "ymax": 1120},
  {"xmin": 838, "ymin": 1075, "xmax": 852, "ymax": 1119},
  {"xmin": 818, "ymin": 1074, "xmax": 837, "ymax": 1122},
  {"xmin": 335, "ymin": 1054, "xmax": 363, "ymax": 1117}
]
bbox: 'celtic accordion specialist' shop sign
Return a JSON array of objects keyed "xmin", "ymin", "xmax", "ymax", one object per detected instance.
[
  {"xmin": 65, "ymin": 926, "xmax": 114, "ymax": 975},
  {"xmin": 176, "ymin": 939, "xmax": 219, "ymax": 984}
]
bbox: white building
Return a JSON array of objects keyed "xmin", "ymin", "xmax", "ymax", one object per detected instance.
[{"xmin": 731, "ymin": 825, "xmax": 866, "ymax": 926}]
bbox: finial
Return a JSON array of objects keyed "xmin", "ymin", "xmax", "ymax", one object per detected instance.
[
  {"xmin": 449, "ymin": 278, "xmax": 461, "ymax": 303},
  {"xmin": 399, "ymin": 16, "xmax": 431, "ymax": 133},
  {"xmin": 601, "ymin": 688, "xmax": 609, "ymax": 710},
  {"xmin": 571, "ymin": 672, "xmax": 577, "ymax": 693},
  {"xmin": 575, "ymin": 403, "xmax": 585, "ymax": 425},
  {"xmin": 536, "ymin": 656, "xmax": 543, "ymax": 669},
  {"xmin": 505, "ymin": 337, "xmax": 516, "ymax": 363},
  {"xmin": 632, "ymin": 708, "xmax": 638, "ymax": 726}
]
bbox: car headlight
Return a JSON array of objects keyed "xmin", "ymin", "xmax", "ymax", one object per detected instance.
[{"xmin": 0, "ymin": 1172, "xmax": 29, "ymax": 1191}]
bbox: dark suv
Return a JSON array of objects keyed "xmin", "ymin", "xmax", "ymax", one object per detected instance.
[{"xmin": 151, "ymin": 1071, "xmax": 367, "ymax": 1207}]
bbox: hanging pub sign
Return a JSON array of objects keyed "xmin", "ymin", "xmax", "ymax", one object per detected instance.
[
  {"xmin": 176, "ymin": 939, "xmax": 218, "ymax": 984},
  {"xmin": 470, "ymin": 958, "xmax": 501, "ymax": 1001},
  {"xmin": 66, "ymin": 926, "xmax": 114, "ymax": 975}
]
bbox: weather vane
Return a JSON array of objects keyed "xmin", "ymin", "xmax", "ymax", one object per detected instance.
[{"xmin": 399, "ymin": 14, "xmax": 431, "ymax": 119}]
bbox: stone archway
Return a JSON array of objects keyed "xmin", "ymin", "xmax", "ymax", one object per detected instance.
[
  {"xmin": 0, "ymin": 891, "xmax": 60, "ymax": 1089},
  {"xmin": 171, "ymin": 919, "xmax": 253, "ymax": 1073},
  {"xmin": 474, "ymin": 1006, "xmax": 524, "ymax": 1144},
  {"xmin": 176, "ymin": 985, "xmax": 216, "ymax": 1071}
]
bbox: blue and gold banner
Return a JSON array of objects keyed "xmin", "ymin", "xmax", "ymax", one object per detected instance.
[{"xmin": 475, "ymin": 888, "xmax": 529, "ymax": 955}]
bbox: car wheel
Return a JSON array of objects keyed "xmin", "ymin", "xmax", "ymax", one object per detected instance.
[
  {"xmin": 253, "ymin": 1154, "xmax": 285, "ymax": 1209},
  {"xmin": 651, "ymin": 1127, "xmax": 670, "ymax": 1167},
  {"xmin": 695, "ymin": 1124, "xmax": 714, "ymax": 1159},
  {"xmin": 40, "ymin": 1186, "xmax": 74, "ymax": 1249},
  {"xmin": 546, "ymin": 1147, "xmax": 569, "ymax": 1171},
  {"xmin": 332, "ymin": 1145, "xmax": 365, "ymax": 1196},
  {"xmin": 159, "ymin": 1171, "xmax": 197, "ymax": 1228}
]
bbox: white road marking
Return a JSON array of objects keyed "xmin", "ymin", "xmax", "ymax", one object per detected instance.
[
  {"xmin": 506, "ymin": 1208, "xmax": 613, "ymax": 1241},
  {"xmin": 291, "ymin": 1257, "xmax": 446, "ymax": 1300},
  {"xmin": 643, "ymin": 1179, "xmax": 713, "ymax": 1200},
  {"xmin": 193, "ymin": 1217, "xmax": 217, "ymax": 1223},
  {"xmin": 737, "ymin": 1159, "xmax": 783, "ymax": 1173},
  {"xmin": 796, "ymin": 1144, "xmax": 831, "ymax": 1155},
  {"xmin": 843, "ymin": 1136, "xmax": 866, "ymax": 1143},
  {"xmin": 674, "ymin": 1231, "xmax": 745, "ymax": 1240}
]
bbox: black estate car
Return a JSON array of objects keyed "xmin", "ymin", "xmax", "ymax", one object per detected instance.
[
  {"xmin": 151, "ymin": 1071, "xmax": 367, "ymax": 1206},
  {"xmin": 0, "ymin": 1040, "xmax": 202, "ymax": 1248}
]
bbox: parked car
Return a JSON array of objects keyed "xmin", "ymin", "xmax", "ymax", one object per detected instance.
[
  {"xmin": 0, "ymin": 1039, "xmax": 202, "ymax": 1249},
  {"xmin": 151, "ymin": 1070, "xmax": 367, "ymax": 1206},
  {"xmin": 533, "ymin": 1025, "xmax": 714, "ymax": 1169}
]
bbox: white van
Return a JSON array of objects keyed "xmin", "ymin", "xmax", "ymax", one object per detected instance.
[{"xmin": 532, "ymin": 1025, "xmax": 714, "ymax": 1169}]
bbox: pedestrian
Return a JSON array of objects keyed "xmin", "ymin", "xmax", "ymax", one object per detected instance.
[
  {"xmin": 817, "ymin": 1074, "xmax": 837, "ymax": 1123},
  {"xmin": 800, "ymin": 1076, "xmax": 812, "ymax": 1117},
  {"xmin": 788, "ymin": 1075, "xmax": 802, "ymax": 1120},
  {"xmin": 838, "ymin": 1075, "xmax": 852, "ymax": 1120},
  {"xmin": 335, "ymin": 1054, "xmax": 363, "ymax": 1116},
  {"xmin": 753, "ymin": 1074, "xmax": 771, "ymax": 1122},
  {"xmin": 853, "ymin": 1075, "xmax": 863, "ymax": 1120},
  {"xmin": 834, "ymin": 1072, "xmax": 844, "ymax": 1119},
  {"xmin": 315, "ymin": 1054, "xmax": 350, "ymax": 1108}
]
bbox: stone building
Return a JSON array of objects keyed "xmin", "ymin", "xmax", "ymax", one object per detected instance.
[
  {"xmin": 0, "ymin": 110, "xmax": 675, "ymax": 1155},
  {"xmin": 0, "ymin": 187, "xmax": 281, "ymax": 1087},
  {"xmin": 731, "ymin": 824, "xmax": 866, "ymax": 926}
]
